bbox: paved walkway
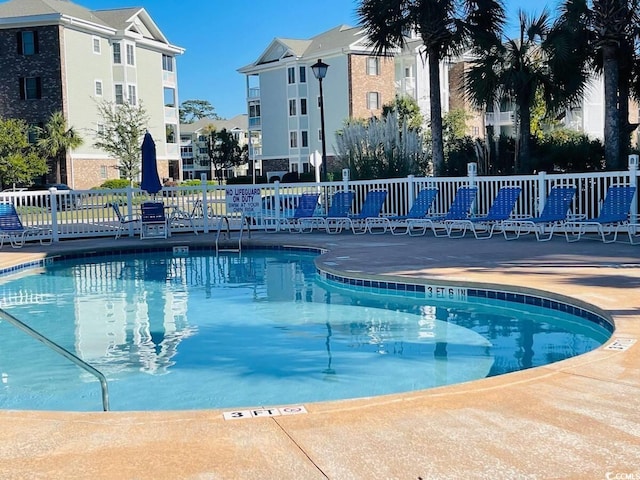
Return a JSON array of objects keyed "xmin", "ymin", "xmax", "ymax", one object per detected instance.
[{"xmin": 0, "ymin": 232, "xmax": 639, "ymax": 479}]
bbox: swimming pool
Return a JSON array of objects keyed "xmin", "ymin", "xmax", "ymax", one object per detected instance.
[{"xmin": 0, "ymin": 249, "xmax": 611, "ymax": 411}]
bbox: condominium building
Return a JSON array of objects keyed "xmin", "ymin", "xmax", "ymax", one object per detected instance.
[
  {"xmin": 0, "ymin": 0, "xmax": 183, "ymax": 189},
  {"xmin": 238, "ymin": 25, "xmax": 432, "ymax": 179},
  {"xmin": 179, "ymin": 114, "xmax": 251, "ymax": 181}
]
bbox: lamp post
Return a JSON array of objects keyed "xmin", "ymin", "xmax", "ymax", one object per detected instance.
[{"xmin": 311, "ymin": 58, "xmax": 329, "ymax": 182}]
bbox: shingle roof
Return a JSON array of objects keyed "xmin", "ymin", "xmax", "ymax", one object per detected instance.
[
  {"xmin": 0, "ymin": 0, "xmax": 110, "ymax": 28},
  {"xmin": 92, "ymin": 7, "xmax": 142, "ymax": 31}
]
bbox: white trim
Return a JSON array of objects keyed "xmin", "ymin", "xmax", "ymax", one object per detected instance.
[{"xmin": 94, "ymin": 79, "xmax": 103, "ymax": 97}]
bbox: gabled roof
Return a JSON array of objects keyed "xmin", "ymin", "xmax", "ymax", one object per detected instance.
[
  {"xmin": 238, "ymin": 24, "xmax": 373, "ymax": 73},
  {"xmin": 0, "ymin": 0, "xmax": 181, "ymax": 51},
  {"xmin": 93, "ymin": 7, "xmax": 169, "ymax": 44},
  {"xmin": 0, "ymin": 0, "xmax": 111, "ymax": 28}
]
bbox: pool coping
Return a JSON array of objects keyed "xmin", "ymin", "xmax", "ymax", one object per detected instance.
[{"xmin": 0, "ymin": 232, "xmax": 638, "ymax": 479}]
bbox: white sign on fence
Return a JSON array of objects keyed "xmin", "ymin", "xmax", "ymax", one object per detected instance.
[{"xmin": 225, "ymin": 187, "xmax": 262, "ymax": 214}]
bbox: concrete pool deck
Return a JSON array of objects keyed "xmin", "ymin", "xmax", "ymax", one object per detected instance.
[{"xmin": 0, "ymin": 231, "xmax": 638, "ymax": 479}]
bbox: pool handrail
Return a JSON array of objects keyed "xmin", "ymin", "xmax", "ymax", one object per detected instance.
[{"xmin": 0, "ymin": 308, "xmax": 110, "ymax": 411}]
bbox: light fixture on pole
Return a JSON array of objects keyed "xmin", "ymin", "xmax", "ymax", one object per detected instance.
[{"xmin": 311, "ymin": 58, "xmax": 329, "ymax": 182}]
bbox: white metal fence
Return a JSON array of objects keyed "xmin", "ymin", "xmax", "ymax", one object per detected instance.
[{"xmin": 1, "ymin": 161, "xmax": 638, "ymax": 243}]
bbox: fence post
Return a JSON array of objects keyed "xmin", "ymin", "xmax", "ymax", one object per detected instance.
[
  {"xmin": 537, "ymin": 171, "xmax": 547, "ymax": 215},
  {"xmin": 201, "ymin": 174, "xmax": 209, "ymax": 234},
  {"xmin": 629, "ymin": 154, "xmax": 639, "ymax": 219},
  {"xmin": 126, "ymin": 186, "xmax": 134, "ymax": 237},
  {"xmin": 407, "ymin": 174, "xmax": 415, "ymax": 211},
  {"xmin": 273, "ymin": 181, "xmax": 281, "ymax": 229},
  {"xmin": 49, "ymin": 187, "xmax": 59, "ymax": 243}
]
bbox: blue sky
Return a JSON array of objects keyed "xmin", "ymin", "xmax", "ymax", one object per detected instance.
[{"xmin": 79, "ymin": 0, "xmax": 557, "ymax": 119}]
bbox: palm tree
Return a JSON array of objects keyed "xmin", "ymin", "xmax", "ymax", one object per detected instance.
[
  {"xmin": 37, "ymin": 111, "xmax": 84, "ymax": 184},
  {"xmin": 557, "ymin": 0, "xmax": 640, "ymax": 169},
  {"xmin": 357, "ymin": 0, "xmax": 506, "ymax": 175},
  {"xmin": 465, "ymin": 10, "xmax": 589, "ymax": 173}
]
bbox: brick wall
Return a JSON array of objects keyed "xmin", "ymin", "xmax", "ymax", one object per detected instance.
[
  {"xmin": 0, "ymin": 25, "xmax": 63, "ymax": 123},
  {"xmin": 349, "ymin": 54, "xmax": 396, "ymax": 120},
  {"xmin": 71, "ymin": 159, "xmax": 170, "ymax": 190}
]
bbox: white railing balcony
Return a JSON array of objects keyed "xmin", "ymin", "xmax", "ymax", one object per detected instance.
[
  {"xmin": 249, "ymin": 117, "xmax": 262, "ymax": 128},
  {"xmin": 485, "ymin": 111, "xmax": 515, "ymax": 125},
  {"xmin": 248, "ymin": 87, "xmax": 260, "ymax": 99}
]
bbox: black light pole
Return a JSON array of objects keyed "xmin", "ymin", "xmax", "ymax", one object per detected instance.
[{"xmin": 311, "ymin": 59, "xmax": 329, "ymax": 182}]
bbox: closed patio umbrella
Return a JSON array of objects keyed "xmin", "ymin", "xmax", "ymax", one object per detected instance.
[{"xmin": 141, "ymin": 131, "xmax": 162, "ymax": 196}]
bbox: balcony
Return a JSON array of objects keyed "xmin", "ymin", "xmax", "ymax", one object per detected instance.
[
  {"xmin": 249, "ymin": 117, "xmax": 262, "ymax": 129},
  {"xmin": 485, "ymin": 111, "xmax": 515, "ymax": 125},
  {"xmin": 248, "ymin": 87, "xmax": 260, "ymax": 99}
]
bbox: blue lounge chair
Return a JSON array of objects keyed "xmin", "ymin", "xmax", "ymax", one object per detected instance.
[
  {"xmin": 277, "ymin": 193, "xmax": 321, "ymax": 232},
  {"xmin": 503, "ymin": 186, "xmax": 576, "ymax": 241},
  {"xmin": 140, "ymin": 202, "xmax": 169, "ymax": 239},
  {"xmin": 349, "ymin": 190, "xmax": 388, "ymax": 234},
  {"xmin": 446, "ymin": 186, "xmax": 522, "ymax": 239},
  {"xmin": 326, "ymin": 190, "xmax": 386, "ymax": 234},
  {"xmin": 564, "ymin": 185, "xmax": 636, "ymax": 243},
  {"xmin": 0, "ymin": 202, "xmax": 51, "ymax": 248},
  {"xmin": 407, "ymin": 186, "xmax": 478, "ymax": 237},
  {"xmin": 297, "ymin": 191, "xmax": 353, "ymax": 233},
  {"xmin": 371, "ymin": 188, "xmax": 438, "ymax": 235}
]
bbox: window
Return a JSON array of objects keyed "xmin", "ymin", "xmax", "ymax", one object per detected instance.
[
  {"xmin": 95, "ymin": 80, "xmax": 103, "ymax": 96},
  {"xmin": 367, "ymin": 57, "xmax": 380, "ymax": 76},
  {"xmin": 318, "ymin": 129, "xmax": 323, "ymax": 141},
  {"xmin": 289, "ymin": 131, "xmax": 298, "ymax": 148},
  {"xmin": 92, "ymin": 36, "xmax": 101, "ymax": 54},
  {"xmin": 300, "ymin": 98, "xmax": 307, "ymax": 115},
  {"xmin": 317, "ymin": 95, "xmax": 322, "ymax": 108},
  {"xmin": 164, "ymin": 87, "xmax": 176, "ymax": 107},
  {"xmin": 287, "ymin": 67, "xmax": 295, "ymax": 84},
  {"xmin": 126, "ymin": 44, "xmax": 135, "ymax": 65},
  {"xmin": 18, "ymin": 31, "xmax": 38, "ymax": 55},
  {"xmin": 162, "ymin": 54, "xmax": 174, "ymax": 72},
  {"xmin": 166, "ymin": 124, "xmax": 177, "ymax": 144},
  {"xmin": 19, "ymin": 77, "xmax": 41, "ymax": 100},
  {"xmin": 114, "ymin": 84, "xmax": 124, "ymax": 104},
  {"xmin": 301, "ymin": 130, "xmax": 308, "ymax": 148},
  {"xmin": 127, "ymin": 85, "xmax": 137, "ymax": 105},
  {"xmin": 199, "ymin": 147, "xmax": 208, "ymax": 155},
  {"xmin": 96, "ymin": 123, "xmax": 105, "ymax": 135},
  {"xmin": 367, "ymin": 91, "xmax": 380, "ymax": 110},
  {"xmin": 100, "ymin": 165, "xmax": 108, "ymax": 179},
  {"xmin": 249, "ymin": 104, "xmax": 261, "ymax": 117},
  {"xmin": 113, "ymin": 42, "xmax": 121, "ymax": 64},
  {"xmin": 288, "ymin": 99, "xmax": 296, "ymax": 116},
  {"xmin": 299, "ymin": 66, "xmax": 306, "ymax": 83}
]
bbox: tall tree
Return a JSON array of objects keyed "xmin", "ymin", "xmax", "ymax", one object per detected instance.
[
  {"xmin": 94, "ymin": 101, "xmax": 149, "ymax": 183},
  {"xmin": 37, "ymin": 111, "xmax": 84, "ymax": 184},
  {"xmin": 0, "ymin": 118, "xmax": 48, "ymax": 188},
  {"xmin": 179, "ymin": 100, "xmax": 220, "ymax": 123},
  {"xmin": 382, "ymin": 95, "xmax": 423, "ymax": 131},
  {"xmin": 357, "ymin": 0, "xmax": 506, "ymax": 175},
  {"xmin": 465, "ymin": 10, "xmax": 588, "ymax": 173},
  {"xmin": 207, "ymin": 128, "xmax": 245, "ymax": 183},
  {"xmin": 557, "ymin": 0, "xmax": 640, "ymax": 169}
]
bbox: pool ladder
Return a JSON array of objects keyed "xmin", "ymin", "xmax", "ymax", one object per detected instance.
[
  {"xmin": 215, "ymin": 214, "xmax": 251, "ymax": 253},
  {"xmin": 0, "ymin": 308, "xmax": 109, "ymax": 411}
]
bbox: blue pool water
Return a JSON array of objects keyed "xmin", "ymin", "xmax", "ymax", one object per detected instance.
[{"xmin": 0, "ymin": 249, "xmax": 611, "ymax": 411}]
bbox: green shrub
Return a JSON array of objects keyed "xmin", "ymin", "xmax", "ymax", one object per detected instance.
[{"xmin": 98, "ymin": 179, "xmax": 131, "ymax": 189}]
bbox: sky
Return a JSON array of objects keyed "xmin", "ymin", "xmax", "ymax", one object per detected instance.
[{"xmin": 78, "ymin": 0, "xmax": 559, "ymax": 120}]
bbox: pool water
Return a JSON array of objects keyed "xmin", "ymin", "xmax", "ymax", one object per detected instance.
[{"xmin": 0, "ymin": 250, "xmax": 611, "ymax": 411}]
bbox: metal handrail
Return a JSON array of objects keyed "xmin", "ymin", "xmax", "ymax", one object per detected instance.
[
  {"xmin": 215, "ymin": 216, "xmax": 231, "ymax": 252},
  {"xmin": 0, "ymin": 308, "xmax": 109, "ymax": 411}
]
